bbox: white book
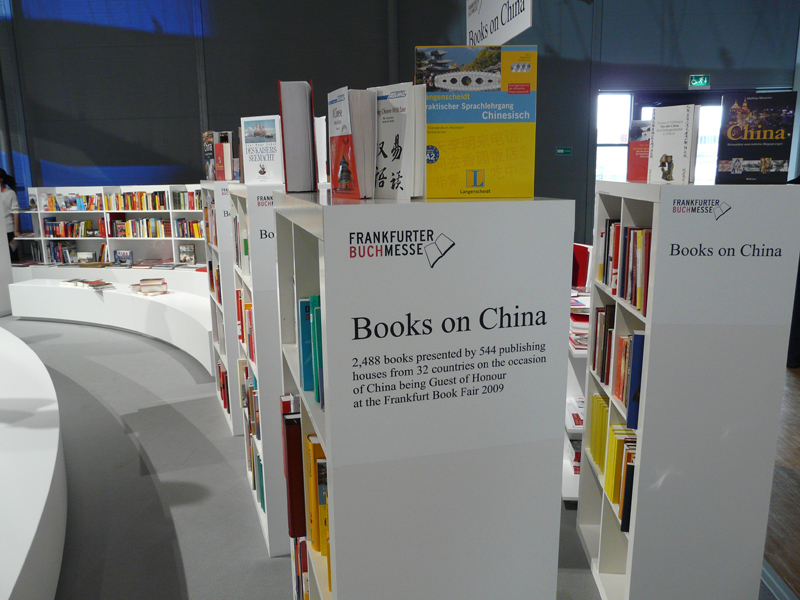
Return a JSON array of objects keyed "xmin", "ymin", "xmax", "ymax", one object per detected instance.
[
  {"xmin": 368, "ymin": 82, "xmax": 425, "ymax": 201},
  {"xmin": 647, "ymin": 104, "xmax": 699, "ymax": 185},
  {"xmin": 240, "ymin": 115, "xmax": 284, "ymax": 184},
  {"xmin": 278, "ymin": 80, "xmax": 317, "ymax": 192},
  {"xmin": 314, "ymin": 116, "xmax": 328, "ymax": 185}
]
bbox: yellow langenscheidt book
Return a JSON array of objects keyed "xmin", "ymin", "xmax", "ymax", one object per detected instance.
[{"xmin": 415, "ymin": 45, "xmax": 537, "ymax": 200}]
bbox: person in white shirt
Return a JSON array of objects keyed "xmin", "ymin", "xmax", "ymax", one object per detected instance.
[{"xmin": 0, "ymin": 169, "xmax": 20, "ymax": 261}]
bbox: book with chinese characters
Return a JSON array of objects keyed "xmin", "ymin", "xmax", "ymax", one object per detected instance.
[
  {"xmin": 715, "ymin": 92, "xmax": 797, "ymax": 184},
  {"xmin": 367, "ymin": 82, "xmax": 426, "ymax": 201},
  {"xmin": 240, "ymin": 115, "xmax": 284, "ymax": 184},
  {"xmin": 647, "ymin": 104, "xmax": 699, "ymax": 185},
  {"xmin": 415, "ymin": 45, "xmax": 537, "ymax": 200},
  {"xmin": 328, "ymin": 86, "xmax": 377, "ymax": 202}
]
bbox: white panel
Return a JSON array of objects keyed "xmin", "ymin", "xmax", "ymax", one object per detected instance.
[
  {"xmin": 322, "ymin": 201, "xmax": 574, "ymax": 468},
  {"xmin": 331, "ymin": 441, "xmax": 561, "ymax": 600}
]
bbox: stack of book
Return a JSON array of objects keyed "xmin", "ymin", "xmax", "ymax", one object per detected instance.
[
  {"xmin": 588, "ymin": 394, "xmax": 610, "ymax": 471},
  {"xmin": 569, "ymin": 299, "xmax": 589, "ymax": 353}
]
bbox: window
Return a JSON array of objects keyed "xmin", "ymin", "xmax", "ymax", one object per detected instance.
[{"xmin": 596, "ymin": 94, "xmax": 631, "ymax": 182}]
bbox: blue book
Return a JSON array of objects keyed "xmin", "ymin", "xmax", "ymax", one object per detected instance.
[
  {"xmin": 626, "ymin": 330, "xmax": 645, "ymax": 429},
  {"xmin": 298, "ymin": 298, "xmax": 314, "ymax": 391}
]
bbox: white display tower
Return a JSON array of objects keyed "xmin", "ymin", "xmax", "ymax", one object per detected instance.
[
  {"xmin": 275, "ymin": 191, "xmax": 574, "ymax": 600},
  {"xmin": 202, "ymin": 180, "xmax": 244, "ymax": 436},
  {"xmin": 577, "ymin": 181, "xmax": 800, "ymax": 600},
  {"xmin": 228, "ymin": 182, "xmax": 289, "ymax": 557}
]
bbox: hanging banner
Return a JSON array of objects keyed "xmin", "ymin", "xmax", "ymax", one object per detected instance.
[{"xmin": 466, "ymin": 0, "xmax": 531, "ymax": 45}]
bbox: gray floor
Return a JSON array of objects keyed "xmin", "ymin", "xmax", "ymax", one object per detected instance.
[{"xmin": 1, "ymin": 316, "xmax": 779, "ymax": 600}]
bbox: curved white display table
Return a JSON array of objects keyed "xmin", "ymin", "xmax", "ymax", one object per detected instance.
[
  {"xmin": 0, "ymin": 327, "xmax": 67, "ymax": 600},
  {"xmin": 9, "ymin": 280, "xmax": 213, "ymax": 375}
]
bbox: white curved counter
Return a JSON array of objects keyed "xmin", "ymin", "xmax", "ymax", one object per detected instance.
[
  {"xmin": 0, "ymin": 327, "xmax": 67, "ymax": 600},
  {"xmin": 9, "ymin": 279, "xmax": 213, "ymax": 374}
]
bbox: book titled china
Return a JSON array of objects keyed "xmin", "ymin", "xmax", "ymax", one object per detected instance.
[
  {"xmin": 715, "ymin": 92, "xmax": 796, "ymax": 185},
  {"xmin": 240, "ymin": 115, "xmax": 284, "ymax": 185},
  {"xmin": 415, "ymin": 45, "xmax": 537, "ymax": 200}
]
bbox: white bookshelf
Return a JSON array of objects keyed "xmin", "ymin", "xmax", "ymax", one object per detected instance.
[
  {"xmin": 23, "ymin": 184, "xmax": 205, "ymax": 266},
  {"xmin": 563, "ymin": 342, "xmax": 587, "ymax": 501},
  {"xmin": 201, "ymin": 180, "xmax": 243, "ymax": 436},
  {"xmin": 576, "ymin": 181, "xmax": 800, "ymax": 600},
  {"xmin": 275, "ymin": 191, "xmax": 574, "ymax": 600},
  {"xmin": 228, "ymin": 183, "xmax": 289, "ymax": 557}
]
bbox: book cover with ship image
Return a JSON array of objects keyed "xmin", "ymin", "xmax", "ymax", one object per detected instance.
[
  {"xmin": 715, "ymin": 92, "xmax": 796, "ymax": 184},
  {"xmin": 415, "ymin": 45, "xmax": 537, "ymax": 200}
]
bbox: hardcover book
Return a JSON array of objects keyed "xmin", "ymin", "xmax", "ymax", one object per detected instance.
[
  {"xmin": 240, "ymin": 115, "xmax": 284, "ymax": 184},
  {"xmin": 715, "ymin": 91, "xmax": 797, "ymax": 184},
  {"xmin": 328, "ymin": 86, "xmax": 377, "ymax": 202},
  {"xmin": 647, "ymin": 104, "xmax": 699, "ymax": 185},
  {"xmin": 626, "ymin": 119, "xmax": 651, "ymax": 183},
  {"xmin": 415, "ymin": 45, "xmax": 537, "ymax": 200},
  {"xmin": 278, "ymin": 80, "xmax": 318, "ymax": 192},
  {"xmin": 297, "ymin": 298, "xmax": 314, "ymax": 391}
]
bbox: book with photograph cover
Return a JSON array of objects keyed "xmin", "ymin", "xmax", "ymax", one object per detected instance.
[
  {"xmin": 715, "ymin": 92, "xmax": 796, "ymax": 184},
  {"xmin": 179, "ymin": 243, "xmax": 196, "ymax": 265},
  {"xmin": 241, "ymin": 116, "xmax": 284, "ymax": 184},
  {"xmin": 114, "ymin": 249, "xmax": 132, "ymax": 267},
  {"xmin": 415, "ymin": 45, "xmax": 537, "ymax": 200}
]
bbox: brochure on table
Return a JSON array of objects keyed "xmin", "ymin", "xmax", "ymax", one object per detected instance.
[{"xmin": 321, "ymin": 199, "xmax": 573, "ymax": 599}]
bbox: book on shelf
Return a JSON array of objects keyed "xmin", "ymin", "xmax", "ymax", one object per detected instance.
[
  {"xmin": 367, "ymin": 81, "xmax": 426, "ymax": 200},
  {"xmin": 309, "ymin": 297, "xmax": 324, "ymax": 408},
  {"xmin": 240, "ymin": 115, "xmax": 284, "ymax": 184},
  {"xmin": 282, "ymin": 413, "xmax": 306, "ymax": 538},
  {"xmin": 297, "ymin": 298, "xmax": 314, "ymax": 391},
  {"xmin": 328, "ymin": 86, "xmax": 377, "ymax": 202},
  {"xmin": 715, "ymin": 91, "xmax": 797, "ymax": 184},
  {"xmin": 566, "ymin": 396, "xmax": 585, "ymax": 429},
  {"xmin": 625, "ymin": 331, "xmax": 645, "ymax": 429},
  {"xmin": 569, "ymin": 438, "xmax": 581, "ymax": 474},
  {"xmin": 278, "ymin": 80, "xmax": 318, "ymax": 192},
  {"xmin": 647, "ymin": 104, "xmax": 699, "ymax": 185},
  {"xmin": 604, "ymin": 425, "xmax": 636, "ymax": 505},
  {"xmin": 179, "ymin": 243, "xmax": 196, "ymax": 265},
  {"xmin": 415, "ymin": 44, "xmax": 538, "ymax": 199},
  {"xmin": 589, "ymin": 394, "xmax": 610, "ymax": 471},
  {"xmin": 113, "ymin": 249, "xmax": 132, "ymax": 267},
  {"xmin": 317, "ymin": 458, "xmax": 329, "ymax": 557},
  {"xmin": 626, "ymin": 119, "xmax": 651, "ymax": 183},
  {"xmin": 306, "ymin": 435, "xmax": 325, "ymax": 552},
  {"xmin": 619, "ymin": 449, "xmax": 636, "ymax": 532}
]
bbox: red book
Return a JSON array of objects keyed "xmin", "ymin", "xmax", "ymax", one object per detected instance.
[
  {"xmin": 214, "ymin": 142, "xmax": 231, "ymax": 181},
  {"xmin": 283, "ymin": 413, "xmax": 307, "ymax": 537},
  {"xmin": 236, "ymin": 289, "xmax": 244, "ymax": 343},
  {"xmin": 572, "ymin": 243, "xmax": 592, "ymax": 288},
  {"xmin": 626, "ymin": 119, "xmax": 650, "ymax": 183}
]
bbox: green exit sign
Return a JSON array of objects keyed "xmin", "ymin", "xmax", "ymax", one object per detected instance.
[{"xmin": 689, "ymin": 74, "xmax": 710, "ymax": 89}]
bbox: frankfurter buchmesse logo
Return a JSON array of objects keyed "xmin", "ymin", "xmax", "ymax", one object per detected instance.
[
  {"xmin": 348, "ymin": 230, "xmax": 455, "ymax": 268},
  {"xmin": 671, "ymin": 198, "xmax": 731, "ymax": 220},
  {"xmin": 466, "ymin": 169, "xmax": 485, "ymax": 188}
]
